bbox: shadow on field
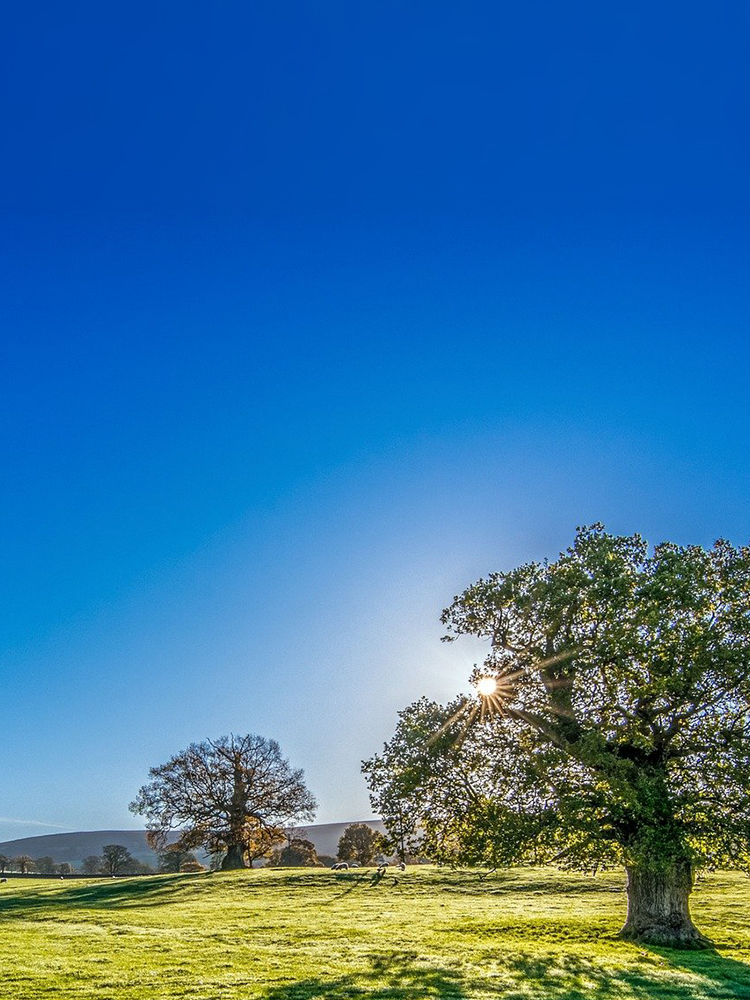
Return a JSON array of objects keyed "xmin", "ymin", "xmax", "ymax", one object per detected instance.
[
  {"xmin": 259, "ymin": 952, "xmax": 468, "ymax": 1000},
  {"xmin": 435, "ymin": 873, "xmax": 625, "ymax": 898},
  {"xmin": 259, "ymin": 947, "xmax": 750, "ymax": 1000},
  {"xmin": 0, "ymin": 875, "xmax": 193, "ymax": 914},
  {"xmin": 500, "ymin": 946, "xmax": 750, "ymax": 999}
]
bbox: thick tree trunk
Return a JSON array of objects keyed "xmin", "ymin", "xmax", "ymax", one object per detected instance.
[
  {"xmin": 220, "ymin": 763, "xmax": 249, "ymax": 870},
  {"xmin": 619, "ymin": 861, "xmax": 711, "ymax": 949},
  {"xmin": 220, "ymin": 844, "xmax": 247, "ymax": 870}
]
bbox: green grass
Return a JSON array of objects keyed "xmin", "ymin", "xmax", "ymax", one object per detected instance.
[{"xmin": 1, "ymin": 866, "xmax": 750, "ymax": 998}]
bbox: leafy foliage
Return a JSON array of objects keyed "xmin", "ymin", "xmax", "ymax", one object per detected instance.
[
  {"xmin": 365, "ymin": 526, "xmax": 750, "ymax": 943},
  {"xmin": 365, "ymin": 696, "xmax": 558, "ymax": 867},
  {"xmin": 336, "ymin": 824, "xmax": 383, "ymax": 865},
  {"xmin": 179, "ymin": 860, "xmax": 206, "ymax": 872},
  {"xmin": 268, "ymin": 837, "xmax": 320, "ymax": 867}
]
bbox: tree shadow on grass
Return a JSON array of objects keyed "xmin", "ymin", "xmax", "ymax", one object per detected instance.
[
  {"xmin": 260, "ymin": 947, "xmax": 750, "ymax": 1000},
  {"xmin": 322, "ymin": 870, "xmax": 386, "ymax": 904},
  {"xmin": 434, "ymin": 874, "xmax": 624, "ymax": 898},
  {"xmin": 647, "ymin": 944, "xmax": 750, "ymax": 998},
  {"xmin": 258, "ymin": 952, "xmax": 468, "ymax": 1000},
  {"xmin": 500, "ymin": 946, "xmax": 750, "ymax": 999},
  {"xmin": 0, "ymin": 874, "xmax": 195, "ymax": 914}
]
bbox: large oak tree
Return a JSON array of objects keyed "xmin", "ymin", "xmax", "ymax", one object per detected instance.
[
  {"xmin": 130, "ymin": 733, "xmax": 316, "ymax": 869},
  {"xmin": 365, "ymin": 525, "xmax": 750, "ymax": 947}
]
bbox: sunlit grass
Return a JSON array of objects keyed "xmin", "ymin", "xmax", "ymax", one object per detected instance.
[{"xmin": 1, "ymin": 866, "xmax": 749, "ymax": 998}]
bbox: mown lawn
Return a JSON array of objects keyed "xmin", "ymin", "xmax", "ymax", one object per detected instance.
[{"xmin": 1, "ymin": 866, "xmax": 750, "ymax": 999}]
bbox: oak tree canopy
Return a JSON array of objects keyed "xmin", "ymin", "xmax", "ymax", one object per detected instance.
[{"xmin": 365, "ymin": 525, "xmax": 750, "ymax": 947}]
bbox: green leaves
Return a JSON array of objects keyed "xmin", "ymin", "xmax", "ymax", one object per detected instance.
[{"xmin": 369, "ymin": 526, "xmax": 750, "ymax": 874}]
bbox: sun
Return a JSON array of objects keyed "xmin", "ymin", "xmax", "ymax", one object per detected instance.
[{"xmin": 476, "ymin": 676, "xmax": 497, "ymax": 697}]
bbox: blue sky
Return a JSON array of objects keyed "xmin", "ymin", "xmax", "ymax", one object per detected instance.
[{"xmin": 1, "ymin": 1, "xmax": 749, "ymax": 838}]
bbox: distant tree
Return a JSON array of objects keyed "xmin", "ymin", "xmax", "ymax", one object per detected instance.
[
  {"xmin": 34, "ymin": 856, "xmax": 58, "ymax": 875},
  {"xmin": 317, "ymin": 854, "xmax": 336, "ymax": 868},
  {"xmin": 130, "ymin": 733, "xmax": 316, "ymax": 870},
  {"xmin": 158, "ymin": 847, "xmax": 200, "ymax": 874},
  {"xmin": 337, "ymin": 824, "xmax": 382, "ymax": 866},
  {"xmin": 179, "ymin": 860, "xmax": 206, "ymax": 873},
  {"xmin": 58, "ymin": 863, "xmax": 74, "ymax": 876},
  {"xmin": 101, "ymin": 845, "xmax": 135, "ymax": 876},
  {"xmin": 268, "ymin": 838, "xmax": 319, "ymax": 867},
  {"xmin": 127, "ymin": 859, "xmax": 155, "ymax": 875},
  {"xmin": 0, "ymin": 854, "xmax": 9, "ymax": 873},
  {"xmin": 81, "ymin": 855, "xmax": 103, "ymax": 875},
  {"xmin": 14, "ymin": 855, "xmax": 34, "ymax": 874}
]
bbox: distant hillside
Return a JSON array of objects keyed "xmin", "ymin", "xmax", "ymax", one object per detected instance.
[{"xmin": 0, "ymin": 821, "xmax": 386, "ymax": 869}]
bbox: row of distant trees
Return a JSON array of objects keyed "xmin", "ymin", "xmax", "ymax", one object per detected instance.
[
  {"xmin": 0, "ymin": 845, "xmax": 206, "ymax": 877},
  {"xmin": 0, "ymin": 845, "xmax": 154, "ymax": 876},
  {"xmin": 0, "ymin": 825, "xmax": 392, "ymax": 878},
  {"xmin": 0, "ymin": 854, "xmax": 77, "ymax": 876}
]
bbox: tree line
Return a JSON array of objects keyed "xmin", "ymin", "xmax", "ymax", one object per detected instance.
[
  {"xmin": 0, "ymin": 824, "xmax": 389, "ymax": 877},
  {"xmin": 0, "ymin": 845, "xmax": 152, "ymax": 877},
  {"xmin": 0, "ymin": 844, "xmax": 210, "ymax": 877}
]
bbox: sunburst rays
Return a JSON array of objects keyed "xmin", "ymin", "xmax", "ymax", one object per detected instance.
[{"xmin": 426, "ymin": 648, "xmax": 577, "ymax": 750}]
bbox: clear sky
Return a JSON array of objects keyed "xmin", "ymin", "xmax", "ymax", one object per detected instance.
[{"xmin": 1, "ymin": 1, "xmax": 749, "ymax": 839}]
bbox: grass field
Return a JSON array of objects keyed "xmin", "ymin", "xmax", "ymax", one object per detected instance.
[{"xmin": 2, "ymin": 866, "xmax": 750, "ymax": 999}]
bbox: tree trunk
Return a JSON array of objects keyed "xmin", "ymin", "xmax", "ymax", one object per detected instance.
[
  {"xmin": 220, "ymin": 763, "xmax": 248, "ymax": 870},
  {"xmin": 619, "ymin": 861, "xmax": 711, "ymax": 949},
  {"xmin": 220, "ymin": 844, "xmax": 247, "ymax": 870}
]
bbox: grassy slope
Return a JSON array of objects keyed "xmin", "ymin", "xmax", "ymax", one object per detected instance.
[{"xmin": 1, "ymin": 866, "xmax": 750, "ymax": 999}]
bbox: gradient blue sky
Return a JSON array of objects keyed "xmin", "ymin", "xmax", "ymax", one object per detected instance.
[{"xmin": 1, "ymin": 1, "xmax": 749, "ymax": 839}]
